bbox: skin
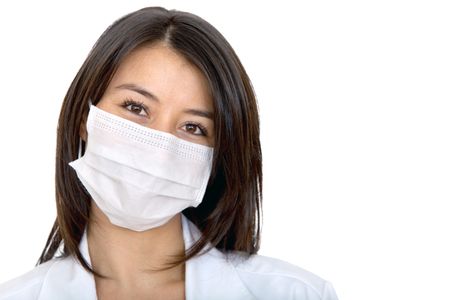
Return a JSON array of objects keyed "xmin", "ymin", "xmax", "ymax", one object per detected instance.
[{"xmin": 79, "ymin": 42, "xmax": 215, "ymax": 300}]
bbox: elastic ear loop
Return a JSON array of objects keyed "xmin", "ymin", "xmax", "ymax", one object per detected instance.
[
  {"xmin": 77, "ymin": 138, "xmax": 83, "ymax": 159},
  {"xmin": 77, "ymin": 99, "xmax": 92, "ymax": 159}
]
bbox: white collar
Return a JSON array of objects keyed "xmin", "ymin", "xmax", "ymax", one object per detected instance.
[{"xmin": 39, "ymin": 214, "xmax": 253, "ymax": 299}]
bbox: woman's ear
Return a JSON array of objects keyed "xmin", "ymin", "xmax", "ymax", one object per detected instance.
[{"xmin": 79, "ymin": 115, "xmax": 87, "ymax": 142}]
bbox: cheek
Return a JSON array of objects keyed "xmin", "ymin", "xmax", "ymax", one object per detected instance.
[
  {"xmin": 96, "ymin": 99, "xmax": 126, "ymax": 118},
  {"xmin": 207, "ymin": 136, "xmax": 215, "ymax": 148},
  {"xmin": 95, "ymin": 98, "xmax": 114, "ymax": 111}
]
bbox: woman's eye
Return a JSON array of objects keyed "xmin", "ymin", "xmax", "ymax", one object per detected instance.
[
  {"xmin": 121, "ymin": 99, "xmax": 148, "ymax": 117},
  {"xmin": 183, "ymin": 123, "xmax": 208, "ymax": 136}
]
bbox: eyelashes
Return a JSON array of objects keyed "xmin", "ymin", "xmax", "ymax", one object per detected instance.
[
  {"xmin": 182, "ymin": 121, "xmax": 209, "ymax": 137},
  {"xmin": 119, "ymin": 98, "xmax": 209, "ymax": 137},
  {"xmin": 121, "ymin": 98, "xmax": 149, "ymax": 116}
]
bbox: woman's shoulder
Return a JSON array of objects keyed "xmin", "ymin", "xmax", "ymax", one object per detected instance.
[
  {"xmin": 0, "ymin": 259, "xmax": 59, "ymax": 300},
  {"xmin": 0, "ymin": 254, "xmax": 96, "ymax": 300},
  {"xmin": 226, "ymin": 252, "xmax": 338, "ymax": 300}
]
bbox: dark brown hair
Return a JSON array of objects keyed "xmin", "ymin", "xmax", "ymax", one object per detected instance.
[{"xmin": 37, "ymin": 6, "xmax": 262, "ymax": 275}]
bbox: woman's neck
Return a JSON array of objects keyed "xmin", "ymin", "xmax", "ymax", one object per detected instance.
[{"xmin": 86, "ymin": 202, "xmax": 186, "ymax": 287}]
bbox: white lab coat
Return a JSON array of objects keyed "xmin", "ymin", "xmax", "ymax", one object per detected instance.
[{"xmin": 0, "ymin": 215, "xmax": 338, "ymax": 299}]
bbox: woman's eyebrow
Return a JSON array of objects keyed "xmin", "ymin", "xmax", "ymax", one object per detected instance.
[
  {"xmin": 116, "ymin": 82, "xmax": 214, "ymax": 121},
  {"xmin": 115, "ymin": 83, "xmax": 160, "ymax": 102},
  {"xmin": 183, "ymin": 108, "xmax": 214, "ymax": 120}
]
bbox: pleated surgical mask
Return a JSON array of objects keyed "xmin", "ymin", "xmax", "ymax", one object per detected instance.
[{"xmin": 68, "ymin": 102, "xmax": 214, "ymax": 231}]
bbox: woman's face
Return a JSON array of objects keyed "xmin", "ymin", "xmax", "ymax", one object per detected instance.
[{"xmin": 92, "ymin": 43, "xmax": 215, "ymax": 147}]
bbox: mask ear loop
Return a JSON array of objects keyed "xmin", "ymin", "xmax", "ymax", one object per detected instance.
[
  {"xmin": 77, "ymin": 99, "xmax": 93, "ymax": 159},
  {"xmin": 77, "ymin": 137, "xmax": 83, "ymax": 159}
]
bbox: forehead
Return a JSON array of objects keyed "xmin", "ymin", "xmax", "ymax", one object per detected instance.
[{"xmin": 107, "ymin": 43, "xmax": 213, "ymax": 110}]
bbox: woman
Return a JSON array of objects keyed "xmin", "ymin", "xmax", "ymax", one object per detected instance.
[{"xmin": 0, "ymin": 6, "xmax": 338, "ymax": 300}]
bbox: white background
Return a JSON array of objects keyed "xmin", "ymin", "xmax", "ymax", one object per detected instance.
[{"xmin": 0, "ymin": 1, "xmax": 449, "ymax": 299}]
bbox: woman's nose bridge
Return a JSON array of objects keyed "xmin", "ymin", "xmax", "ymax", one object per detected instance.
[{"xmin": 148, "ymin": 110, "xmax": 177, "ymax": 135}]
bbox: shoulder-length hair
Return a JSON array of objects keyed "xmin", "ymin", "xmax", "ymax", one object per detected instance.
[{"xmin": 38, "ymin": 6, "xmax": 262, "ymax": 275}]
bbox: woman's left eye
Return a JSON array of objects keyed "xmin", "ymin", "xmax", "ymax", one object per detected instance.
[{"xmin": 183, "ymin": 123, "xmax": 208, "ymax": 136}]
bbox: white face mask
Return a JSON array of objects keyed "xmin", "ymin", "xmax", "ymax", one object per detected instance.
[{"xmin": 68, "ymin": 103, "xmax": 214, "ymax": 231}]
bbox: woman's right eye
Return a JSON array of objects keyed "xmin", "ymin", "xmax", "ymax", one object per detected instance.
[{"xmin": 121, "ymin": 99, "xmax": 149, "ymax": 117}]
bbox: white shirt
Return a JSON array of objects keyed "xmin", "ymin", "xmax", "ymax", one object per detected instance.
[{"xmin": 0, "ymin": 215, "xmax": 338, "ymax": 299}]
